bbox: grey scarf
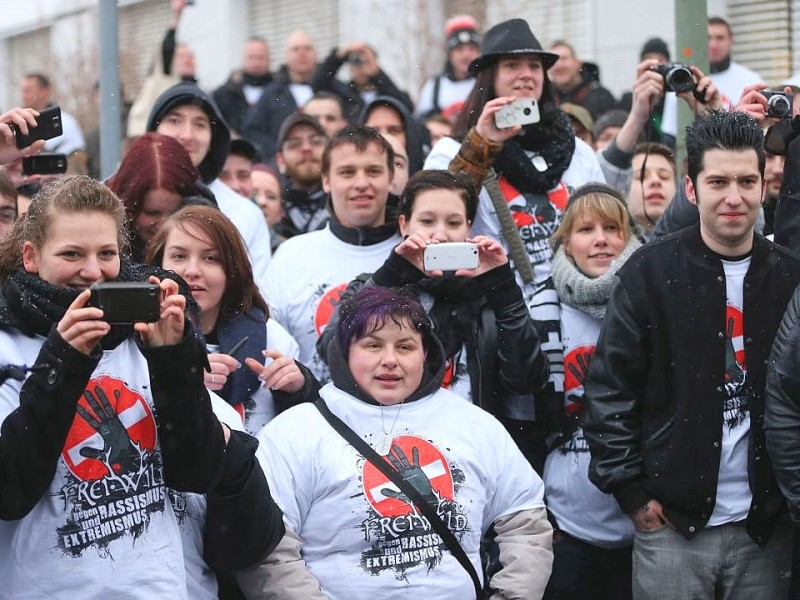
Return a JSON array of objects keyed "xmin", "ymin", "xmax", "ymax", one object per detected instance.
[{"xmin": 551, "ymin": 238, "xmax": 641, "ymax": 320}]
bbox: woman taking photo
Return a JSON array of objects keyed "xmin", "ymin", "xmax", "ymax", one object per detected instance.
[
  {"xmin": 238, "ymin": 285, "xmax": 553, "ymax": 599},
  {"xmin": 543, "ymin": 183, "xmax": 640, "ymax": 600},
  {"xmin": 107, "ymin": 132, "xmax": 205, "ymax": 261},
  {"xmin": 146, "ymin": 205, "xmax": 318, "ymax": 434},
  {"xmin": 0, "ymin": 176, "xmax": 227, "ymax": 597},
  {"xmin": 424, "ymin": 18, "xmax": 606, "ymax": 440},
  {"xmin": 318, "ymin": 169, "xmax": 549, "ymax": 462}
]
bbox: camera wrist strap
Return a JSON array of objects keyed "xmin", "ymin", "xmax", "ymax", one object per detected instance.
[
  {"xmin": 314, "ymin": 399, "xmax": 485, "ymax": 599},
  {"xmin": 483, "ymin": 169, "xmax": 534, "ymax": 284}
]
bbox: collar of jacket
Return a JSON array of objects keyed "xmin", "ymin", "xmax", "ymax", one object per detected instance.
[{"xmin": 328, "ymin": 212, "xmax": 398, "ymax": 246}]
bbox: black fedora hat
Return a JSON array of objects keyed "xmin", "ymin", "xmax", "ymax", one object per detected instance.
[{"xmin": 468, "ymin": 19, "xmax": 558, "ymax": 75}]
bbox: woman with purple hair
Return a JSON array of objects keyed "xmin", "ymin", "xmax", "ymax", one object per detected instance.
[{"xmin": 237, "ymin": 285, "xmax": 553, "ymax": 599}]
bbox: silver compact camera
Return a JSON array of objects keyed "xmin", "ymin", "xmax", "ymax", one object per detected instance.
[
  {"xmin": 422, "ymin": 242, "xmax": 479, "ymax": 271},
  {"xmin": 494, "ymin": 99, "xmax": 541, "ymax": 129}
]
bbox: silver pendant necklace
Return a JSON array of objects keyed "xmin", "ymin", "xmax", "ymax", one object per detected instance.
[{"xmin": 375, "ymin": 402, "xmax": 403, "ymax": 455}]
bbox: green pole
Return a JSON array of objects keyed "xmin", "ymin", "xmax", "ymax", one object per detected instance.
[{"xmin": 674, "ymin": 0, "xmax": 708, "ymax": 176}]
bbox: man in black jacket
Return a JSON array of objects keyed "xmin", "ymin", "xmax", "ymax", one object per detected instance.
[{"xmin": 584, "ymin": 110, "xmax": 799, "ymax": 599}]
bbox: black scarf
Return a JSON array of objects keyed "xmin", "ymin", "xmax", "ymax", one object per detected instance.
[
  {"xmin": 242, "ymin": 72, "xmax": 272, "ymax": 87},
  {"xmin": 0, "ymin": 262, "xmax": 198, "ymax": 349},
  {"xmin": 710, "ymin": 56, "xmax": 731, "ymax": 74},
  {"xmin": 492, "ymin": 105, "xmax": 576, "ymax": 194},
  {"xmin": 417, "ymin": 275, "xmax": 483, "ymax": 359}
]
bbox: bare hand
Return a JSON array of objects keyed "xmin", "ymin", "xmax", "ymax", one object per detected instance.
[
  {"xmin": 475, "ymin": 96, "xmax": 523, "ymax": 143},
  {"xmin": 394, "ymin": 232, "xmax": 441, "ymax": 275},
  {"xmin": 134, "ymin": 276, "xmax": 186, "ymax": 347},
  {"xmin": 245, "ymin": 349, "xmax": 304, "ymax": 394},
  {"xmin": 455, "ymin": 235, "xmax": 508, "ymax": 277},
  {"xmin": 629, "ymin": 498, "xmax": 675, "ymax": 532},
  {"xmin": 57, "ymin": 289, "xmax": 110, "ymax": 355},
  {"xmin": 630, "ymin": 60, "xmax": 666, "ymax": 123},
  {"xmin": 204, "ymin": 352, "xmax": 240, "ymax": 390},
  {"xmin": 677, "ymin": 65, "xmax": 722, "ymax": 114},
  {"xmin": 0, "ymin": 108, "xmax": 46, "ymax": 166},
  {"xmin": 734, "ymin": 83, "xmax": 770, "ymax": 124}
]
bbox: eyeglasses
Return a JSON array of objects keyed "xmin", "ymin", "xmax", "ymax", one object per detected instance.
[
  {"xmin": 0, "ymin": 207, "xmax": 17, "ymax": 225},
  {"xmin": 283, "ymin": 134, "xmax": 326, "ymax": 151}
]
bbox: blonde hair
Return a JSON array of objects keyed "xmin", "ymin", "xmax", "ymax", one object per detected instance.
[{"xmin": 551, "ymin": 187, "xmax": 632, "ymax": 250}]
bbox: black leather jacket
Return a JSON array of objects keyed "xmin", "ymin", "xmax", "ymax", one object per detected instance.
[
  {"xmin": 765, "ymin": 282, "xmax": 800, "ymax": 523},
  {"xmin": 584, "ymin": 224, "xmax": 800, "ymax": 545}
]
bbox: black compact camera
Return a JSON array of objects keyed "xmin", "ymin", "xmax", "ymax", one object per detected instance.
[
  {"xmin": 11, "ymin": 106, "xmax": 63, "ymax": 150},
  {"xmin": 651, "ymin": 63, "xmax": 695, "ymax": 93},
  {"xmin": 347, "ymin": 54, "xmax": 364, "ymax": 66},
  {"xmin": 761, "ymin": 91, "xmax": 793, "ymax": 119},
  {"xmin": 21, "ymin": 153, "xmax": 67, "ymax": 175},
  {"xmin": 89, "ymin": 282, "xmax": 161, "ymax": 324}
]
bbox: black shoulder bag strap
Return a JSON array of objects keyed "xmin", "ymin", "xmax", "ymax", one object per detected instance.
[{"xmin": 314, "ymin": 399, "xmax": 485, "ymax": 599}]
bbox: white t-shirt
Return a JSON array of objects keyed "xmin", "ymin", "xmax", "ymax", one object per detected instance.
[
  {"xmin": 0, "ymin": 335, "xmax": 187, "ymax": 599},
  {"xmin": 544, "ymin": 304, "xmax": 634, "ymax": 547},
  {"xmin": 256, "ymin": 383, "xmax": 545, "ymax": 600},
  {"xmin": 708, "ymin": 257, "xmax": 753, "ymax": 526},
  {"xmin": 265, "ymin": 225, "xmax": 402, "ymax": 382},
  {"xmin": 208, "ymin": 178, "xmax": 272, "ymax": 300},
  {"xmin": 709, "ymin": 61, "xmax": 764, "ymax": 107},
  {"xmin": 45, "ymin": 108, "xmax": 85, "ymax": 155},
  {"xmin": 415, "ymin": 75, "xmax": 475, "ymax": 118}
]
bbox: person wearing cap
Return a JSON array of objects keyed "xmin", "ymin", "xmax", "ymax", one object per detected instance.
[
  {"xmin": 548, "ymin": 40, "xmax": 616, "ymax": 120},
  {"xmin": 415, "ymin": 15, "xmax": 481, "ymax": 119},
  {"xmin": 360, "ymin": 95, "xmax": 430, "ymax": 175},
  {"xmin": 303, "ymin": 92, "xmax": 348, "ymax": 137},
  {"xmin": 424, "ymin": 18, "xmax": 606, "ymax": 466},
  {"xmin": 146, "ymin": 82, "xmax": 272, "ymax": 295},
  {"xmin": 560, "ymin": 102, "xmax": 594, "ymax": 146},
  {"xmin": 220, "ymin": 138, "xmax": 258, "ymax": 199},
  {"xmin": 273, "ymin": 112, "xmax": 329, "ymax": 239}
]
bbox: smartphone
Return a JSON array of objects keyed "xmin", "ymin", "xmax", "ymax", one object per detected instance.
[
  {"xmin": 12, "ymin": 106, "xmax": 63, "ymax": 149},
  {"xmin": 21, "ymin": 153, "xmax": 67, "ymax": 175},
  {"xmin": 89, "ymin": 282, "xmax": 161, "ymax": 324},
  {"xmin": 423, "ymin": 242, "xmax": 479, "ymax": 271},
  {"xmin": 494, "ymin": 99, "xmax": 541, "ymax": 129}
]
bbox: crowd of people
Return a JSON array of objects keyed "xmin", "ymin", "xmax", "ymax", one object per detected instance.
[{"xmin": 1, "ymin": 3, "xmax": 800, "ymax": 599}]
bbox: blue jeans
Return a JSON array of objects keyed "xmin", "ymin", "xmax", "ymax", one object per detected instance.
[
  {"xmin": 632, "ymin": 517, "xmax": 793, "ymax": 600},
  {"xmin": 544, "ymin": 530, "xmax": 632, "ymax": 600}
]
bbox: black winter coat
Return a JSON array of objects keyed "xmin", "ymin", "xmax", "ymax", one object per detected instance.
[{"xmin": 584, "ymin": 224, "xmax": 800, "ymax": 545}]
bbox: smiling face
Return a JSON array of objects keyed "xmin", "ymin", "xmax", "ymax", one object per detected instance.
[
  {"xmin": 629, "ymin": 153, "xmax": 677, "ymax": 230},
  {"xmin": 277, "ymin": 123, "xmax": 325, "ymax": 189},
  {"xmin": 686, "ymin": 148, "xmax": 764, "ymax": 257},
  {"xmin": 348, "ymin": 317, "xmax": 424, "ymax": 406},
  {"xmin": 155, "ymin": 105, "xmax": 212, "ymax": 168},
  {"xmin": 160, "ymin": 224, "xmax": 226, "ymax": 333},
  {"xmin": 134, "ymin": 187, "xmax": 183, "ymax": 245},
  {"xmin": 22, "ymin": 210, "xmax": 120, "ymax": 288},
  {"xmin": 564, "ymin": 210, "xmax": 627, "ymax": 278},
  {"xmin": 399, "ymin": 188, "xmax": 469, "ymax": 242},
  {"xmin": 493, "ymin": 54, "xmax": 545, "ymax": 101},
  {"xmin": 323, "ymin": 141, "xmax": 391, "ymax": 229}
]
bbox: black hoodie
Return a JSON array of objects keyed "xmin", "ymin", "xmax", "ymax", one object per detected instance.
[
  {"xmin": 146, "ymin": 82, "xmax": 232, "ymax": 184},
  {"xmin": 325, "ymin": 325, "xmax": 446, "ymax": 407},
  {"xmin": 358, "ymin": 95, "xmax": 431, "ymax": 175}
]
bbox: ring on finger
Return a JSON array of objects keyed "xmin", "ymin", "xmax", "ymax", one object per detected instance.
[{"xmin": 211, "ymin": 373, "xmax": 216, "ymax": 384}]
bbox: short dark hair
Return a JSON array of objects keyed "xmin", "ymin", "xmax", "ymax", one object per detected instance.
[
  {"xmin": 336, "ymin": 286, "xmax": 434, "ymax": 358},
  {"xmin": 399, "ymin": 170, "xmax": 478, "ymax": 223},
  {"xmin": 708, "ymin": 17, "xmax": 732, "ymax": 35},
  {"xmin": 685, "ymin": 110, "xmax": 764, "ymax": 187},
  {"xmin": 23, "ymin": 73, "xmax": 50, "ymax": 88},
  {"xmin": 0, "ymin": 171, "xmax": 18, "ymax": 203},
  {"xmin": 633, "ymin": 142, "xmax": 675, "ymax": 167},
  {"xmin": 304, "ymin": 91, "xmax": 345, "ymax": 114},
  {"xmin": 321, "ymin": 124, "xmax": 394, "ymax": 178}
]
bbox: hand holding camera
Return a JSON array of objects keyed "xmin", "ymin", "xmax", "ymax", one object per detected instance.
[
  {"xmin": 735, "ymin": 83, "xmax": 795, "ymax": 124},
  {"xmin": 477, "ymin": 97, "xmax": 538, "ymax": 144},
  {"xmin": 0, "ymin": 107, "xmax": 47, "ymax": 166}
]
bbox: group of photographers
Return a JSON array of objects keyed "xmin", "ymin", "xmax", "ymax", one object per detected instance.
[{"xmin": 1, "ymin": 11, "xmax": 800, "ymax": 600}]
